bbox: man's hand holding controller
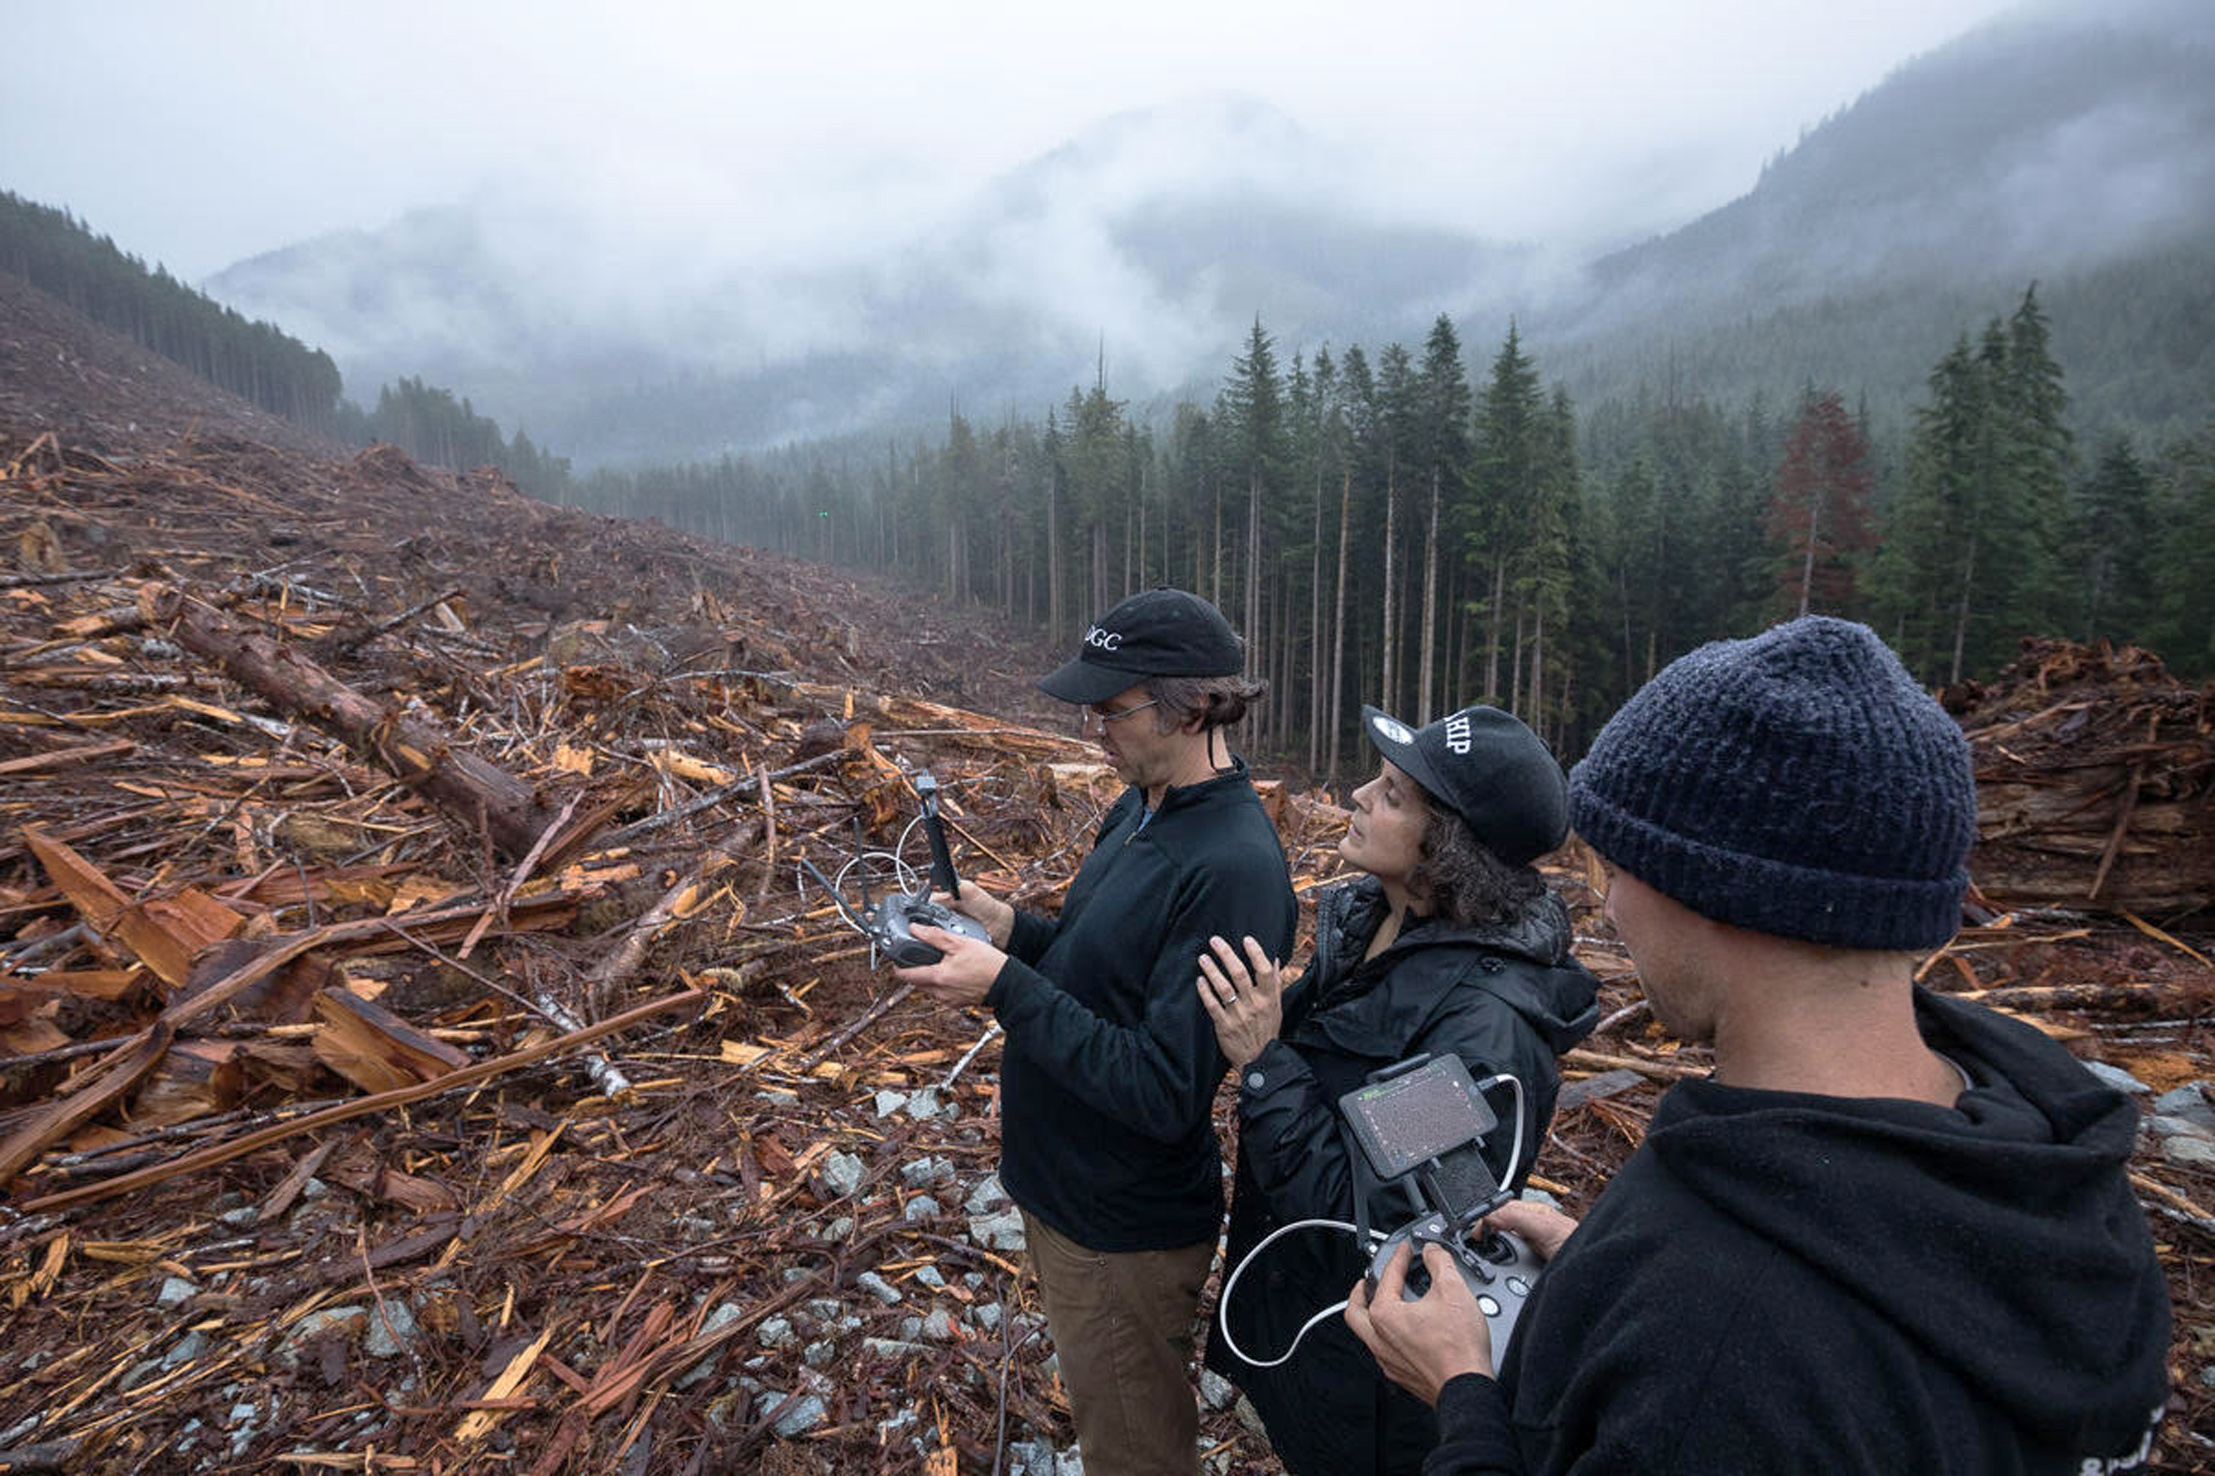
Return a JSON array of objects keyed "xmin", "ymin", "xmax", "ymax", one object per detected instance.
[
  {"xmin": 1345, "ymin": 1199, "xmax": 1579, "ymax": 1403},
  {"xmin": 894, "ymin": 880, "xmax": 1016, "ymax": 1005}
]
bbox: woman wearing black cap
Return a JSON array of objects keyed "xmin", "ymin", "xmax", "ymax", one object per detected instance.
[{"xmin": 1196, "ymin": 704, "xmax": 1599, "ymax": 1476}]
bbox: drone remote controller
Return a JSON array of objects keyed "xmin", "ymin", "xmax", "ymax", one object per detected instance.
[
  {"xmin": 1368, "ymin": 1209, "xmax": 1544, "ymax": 1357},
  {"xmin": 873, "ymin": 891, "xmax": 990, "ymax": 966},
  {"xmin": 798, "ymin": 770, "xmax": 990, "ymax": 968}
]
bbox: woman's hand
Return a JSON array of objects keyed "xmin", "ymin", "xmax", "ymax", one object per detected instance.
[
  {"xmin": 1196, "ymin": 934, "xmax": 1286, "ymax": 1069},
  {"xmin": 938, "ymin": 880, "xmax": 1015, "ymax": 949}
]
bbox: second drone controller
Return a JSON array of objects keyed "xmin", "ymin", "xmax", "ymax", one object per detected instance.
[
  {"xmin": 1367, "ymin": 1209, "xmax": 1544, "ymax": 1357},
  {"xmin": 874, "ymin": 893, "xmax": 990, "ymax": 966}
]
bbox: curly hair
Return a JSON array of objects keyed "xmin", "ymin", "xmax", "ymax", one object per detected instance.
[
  {"xmin": 1143, "ymin": 672, "xmax": 1268, "ymax": 733},
  {"xmin": 1414, "ymin": 800, "xmax": 1545, "ymax": 928}
]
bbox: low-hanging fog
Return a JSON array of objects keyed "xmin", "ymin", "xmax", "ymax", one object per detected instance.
[{"xmin": 5, "ymin": 0, "xmax": 2209, "ymax": 464}]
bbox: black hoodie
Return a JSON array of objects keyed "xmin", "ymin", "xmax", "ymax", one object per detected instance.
[
  {"xmin": 1205, "ymin": 875, "xmax": 1600, "ymax": 1476},
  {"xmin": 1428, "ymin": 987, "xmax": 2172, "ymax": 1476},
  {"xmin": 985, "ymin": 759, "xmax": 1297, "ymax": 1253}
]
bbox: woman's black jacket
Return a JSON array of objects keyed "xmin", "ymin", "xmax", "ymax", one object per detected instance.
[{"xmin": 1203, "ymin": 875, "xmax": 1599, "ymax": 1476}]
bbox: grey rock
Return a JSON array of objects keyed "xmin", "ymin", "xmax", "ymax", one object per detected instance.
[
  {"xmin": 973, "ymin": 1302, "xmax": 1003, "ymax": 1332},
  {"xmin": 964, "ymin": 1173, "xmax": 1009, "ymax": 1215},
  {"xmin": 899, "ymin": 1315, "xmax": 924, "ymax": 1340},
  {"xmin": 802, "ymin": 1340, "xmax": 835, "ymax": 1369},
  {"xmin": 905, "ymin": 1087, "xmax": 943, "ymax": 1120},
  {"xmin": 875, "ymin": 1089, "xmax": 911, "ymax": 1118},
  {"xmin": 922, "ymin": 1310, "xmax": 959, "ymax": 1341},
  {"xmin": 902, "ymin": 1155, "xmax": 956, "ymax": 1188},
  {"xmin": 969, "ymin": 1207, "xmax": 1027, "ymax": 1252},
  {"xmin": 301, "ymin": 1177, "xmax": 330, "ymax": 1200},
  {"xmin": 2163, "ymin": 1134, "xmax": 2215, "ymax": 1170},
  {"xmin": 157, "ymin": 1275, "xmax": 199, "ymax": 1308},
  {"xmin": 1055, "ymin": 1449, "xmax": 1086, "ymax": 1476},
  {"xmin": 758, "ymin": 1316, "xmax": 797, "ymax": 1349},
  {"xmin": 1199, "ymin": 1368, "xmax": 1235, "ymax": 1410},
  {"xmin": 120, "ymin": 1358, "xmax": 165, "ymax": 1392},
  {"xmin": 864, "ymin": 1337, "xmax": 933, "ymax": 1360},
  {"xmin": 828, "ymin": 1216, "xmax": 855, "ymax": 1239},
  {"xmin": 2083, "ymin": 1060, "xmax": 2152, "ymax": 1095},
  {"xmin": 904, "ymin": 1195, "xmax": 942, "ymax": 1223},
  {"xmin": 677, "ymin": 1303, "xmax": 749, "ymax": 1387},
  {"xmin": 164, "ymin": 1331, "xmax": 210, "ymax": 1369},
  {"xmin": 2150, "ymin": 1115, "xmax": 2212, "ymax": 1141},
  {"xmin": 803, "ymin": 1297, "xmax": 844, "ymax": 1322},
  {"xmin": 218, "ymin": 1206, "xmax": 259, "ymax": 1229},
  {"xmin": 879, "ymin": 1407, "xmax": 920, "ymax": 1439},
  {"xmin": 754, "ymin": 1390, "xmax": 828, "ymax": 1438},
  {"xmin": 856, "ymin": 1271, "xmax": 903, "ymax": 1305},
  {"xmin": 2155, "ymin": 1082, "xmax": 2215, "ymax": 1131},
  {"xmin": 821, "ymin": 1151, "xmax": 867, "ymax": 1197},
  {"xmin": 363, "ymin": 1300, "xmax": 417, "ymax": 1358},
  {"xmin": 913, "ymin": 1266, "xmax": 946, "ymax": 1290}
]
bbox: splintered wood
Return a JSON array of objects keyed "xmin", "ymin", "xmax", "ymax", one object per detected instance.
[
  {"xmin": 1, "ymin": 425, "xmax": 2212, "ymax": 1473},
  {"xmin": 1952, "ymin": 638, "xmax": 2215, "ymax": 914}
]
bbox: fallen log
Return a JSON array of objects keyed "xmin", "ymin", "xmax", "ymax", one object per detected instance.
[
  {"xmin": 147, "ymin": 583, "xmax": 563, "ymax": 860},
  {"xmin": 15, "ymin": 986, "xmax": 705, "ymax": 1213}
]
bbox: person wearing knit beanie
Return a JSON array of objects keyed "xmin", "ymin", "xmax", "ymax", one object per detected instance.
[
  {"xmin": 1348, "ymin": 616, "xmax": 2171, "ymax": 1476},
  {"xmin": 1567, "ymin": 614, "xmax": 1976, "ymax": 951}
]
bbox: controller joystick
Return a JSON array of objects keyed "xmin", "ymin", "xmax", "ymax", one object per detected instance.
[
  {"xmin": 875, "ymin": 893, "xmax": 990, "ymax": 966},
  {"xmin": 1367, "ymin": 1211, "xmax": 1544, "ymax": 1357}
]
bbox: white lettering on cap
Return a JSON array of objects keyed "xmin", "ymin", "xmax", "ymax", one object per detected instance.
[
  {"xmin": 1372, "ymin": 715, "xmax": 1415, "ymax": 744},
  {"xmin": 1445, "ymin": 713, "xmax": 1472, "ymax": 754},
  {"xmin": 1084, "ymin": 626, "xmax": 1124, "ymax": 651}
]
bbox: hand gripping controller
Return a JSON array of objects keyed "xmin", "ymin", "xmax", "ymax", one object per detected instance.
[
  {"xmin": 873, "ymin": 892, "xmax": 989, "ymax": 966},
  {"xmin": 1368, "ymin": 1209, "xmax": 1544, "ymax": 1358}
]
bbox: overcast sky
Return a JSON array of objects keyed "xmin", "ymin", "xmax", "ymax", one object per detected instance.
[{"xmin": 0, "ymin": 0, "xmax": 2031, "ymax": 284}]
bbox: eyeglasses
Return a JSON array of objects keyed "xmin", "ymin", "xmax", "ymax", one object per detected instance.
[{"xmin": 1079, "ymin": 697, "xmax": 1161, "ymax": 734}]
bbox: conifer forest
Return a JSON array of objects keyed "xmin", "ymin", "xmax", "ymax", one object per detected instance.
[{"xmin": 554, "ymin": 302, "xmax": 2215, "ymax": 773}]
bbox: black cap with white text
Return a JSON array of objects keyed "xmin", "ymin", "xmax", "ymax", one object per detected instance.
[
  {"xmin": 1360, "ymin": 703, "xmax": 1568, "ymax": 866},
  {"xmin": 1038, "ymin": 588, "xmax": 1245, "ymax": 706}
]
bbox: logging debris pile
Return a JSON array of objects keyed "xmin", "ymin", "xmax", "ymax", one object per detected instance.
[
  {"xmin": 1953, "ymin": 637, "xmax": 2215, "ymax": 919},
  {"xmin": 0, "ymin": 413, "xmax": 2210, "ymax": 1473}
]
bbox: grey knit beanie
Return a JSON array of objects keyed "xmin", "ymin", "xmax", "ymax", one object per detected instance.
[{"xmin": 1568, "ymin": 616, "xmax": 1976, "ymax": 950}]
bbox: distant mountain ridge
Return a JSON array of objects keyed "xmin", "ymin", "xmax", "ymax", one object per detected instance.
[
  {"xmin": 204, "ymin": 0, "xmax": 2215, "ymax": 464},
  {"xmin": 1530, "ymin": 0, "xmax": 2215, "ymax": 432}
]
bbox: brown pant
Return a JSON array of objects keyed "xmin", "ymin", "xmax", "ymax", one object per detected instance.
[{"xmin": 1022, "ymin": 1209, "xmax": 1216, "ymax": 1476}]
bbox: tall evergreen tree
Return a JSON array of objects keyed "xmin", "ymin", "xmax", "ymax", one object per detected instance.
[
  {"xmin": 1765, "ymin": 389, "xmax": 1877, "ymax": 619},
  {"xmin": 1414, "ymin": 315, "xmax": 1474, "ymax": 721},
  {"xmin": 1472, "ymin": 323, "xmax": 1544, "ymax": 706},
  {"xmin": 2073, "ymin": 435, "xmax": 2156, "ymax": 642}
]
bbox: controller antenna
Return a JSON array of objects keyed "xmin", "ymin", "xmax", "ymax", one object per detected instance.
[{"xmin": 851, "ymin": 813, "xmax": 873, "ymax": 916}]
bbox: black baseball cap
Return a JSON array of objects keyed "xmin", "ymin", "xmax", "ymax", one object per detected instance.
[
  {"xmin": 1038, "ymin": 588, "xmax": 1245, "ymax": 705},
  {"xmin": 1360, "ymin": 704, "xmax": 1568, "ymax": 865}
]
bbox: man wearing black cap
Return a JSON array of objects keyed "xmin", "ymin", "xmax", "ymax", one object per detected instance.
[
  {"xmin": 1345, "ymin": 616, "xmax": 2171, "ymax": 1475},
  {"xmin": 898, "ymin": 588, "xmax": 1297, "ymax": 1476}
]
